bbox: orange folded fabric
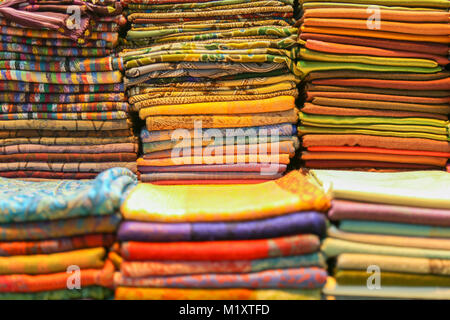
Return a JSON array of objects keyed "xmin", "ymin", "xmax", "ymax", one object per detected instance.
[
  {"xmin": 312, "ymin": 78, "xmax": 450, "ymax": 91},
  {"xmin": 303, "ymin": 18, "xmax": 450, "ymax": 36},
  {"xmin": 303, "ymin": 8, "xmax": 450, "ymax": 22},
  {"xmin": 302, "ymin": 135, "xmax": 450, "ymax": 153},
  {"xmin": 0, "ymin": 260, "xmax": 115, "ymax": 293},
  {"xmin": 137, "ymin": 154, "xmax": 291, "ymax": 166},
  {"xmin": 305, "ymin": 40, "xmax": 450, "ymax": 65},
  {"xmin": 301, "ymin": 26, "xmax": 450, "ymax": 43}
]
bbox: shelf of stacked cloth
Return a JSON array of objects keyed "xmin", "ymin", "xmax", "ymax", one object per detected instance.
[
  {"xmin": 113, "ymin": 170, "xmax": 331, "ymax": 300},
  {"xmin": 0, "ymin": 0, "xmax": 138, "ymax": 180},
  {"xmin": 119, "ymin": 0, "xmax": 302, "ymax": 184},
  {"xmin": 296, "ymin": 0, "xmax": 450, "ymax": 171},
  {"xmin": 312, "ymin": 169, "xmax": 450, "ymax": 300},
  {"xmin": 0, "ymin": 168, "xmax": 137, "ymax": 300}
]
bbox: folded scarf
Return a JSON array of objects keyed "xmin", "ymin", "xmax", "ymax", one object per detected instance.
[
  {"xmin": 300, "ymin": 33, "xmax": 450, "ymax": 56},
  {"xmin": 329, "ymin": 200, "xmax": 450, "ymax": 226},
  {"xmin": 0, "ymin": 247, "xmax": 106, "ymax": 275},
  {"xmin": 120, "ymin": 253, "xmax": 326, "ymax": 277},
  {"xmin": 324, "ymin": 281, "xmax": 450, "ymax": 300},
  {"xmin": 118, "ymin": 211, "xmax": 326, "ymax": 241},
  {"xmin": 0, "ymin": 167, "xmax": 136, "ymax": 223},
  {"xmin": 302, "ymin": 135, "xmax": 450, "ymax": 153},
  {"xmin": 141, "ymin": 124, "xmax": 297, "ymax": 143},
  {"xmin": 0, "ymin": 143, "xmax": 138, "ymax": 155},
  {"xmin": 115, "ymin": 287, "xmax": 321, "ymax": 300},
  {"xmin": 328, "ymin": 225, "xmax": 450, "ymax": 251},
  {"xmin": 0, "ymin": 260, "xmax": 115, "ymax": 292},
  {"xmin": 304, "ymin": 160, "xmax": 439, "ymax": 170},
  {"xmin": 0, "ymin": 286, "xmax": 113, "ymax": 300},
  {"xmin": 303, "ymin": 8, "xmax": 450, "ymax": 22},
  {"xmin": 340, "ymin": 220, "xmax": 450, "ymax": 238},
  {"xmin": 335, "ymin": 270, "xmax": 450, "ymax": 287},
  {"xmin": 145, "ymin": 109, "xmax": 298, "ymax": 130},
  {"xmin": 140, "ymin": 172, "xmax": 283, "ymax": 182},
  {"xmin": 306, "ymin": 147, "xmax": 450, "ymax": 159},
  {"xmin": 299, "ymin": 48, "xmax": 440, "ymax": 68},
  {"xmin": 114, "ymin": 267, "xmax": 327, "ymax": 289},
  {"xmin": 301, "ymin": 0, "xmax": 450, "ymax": 8},
  {"xmin": 0, "ymin": 171, "xmax": 100, "ymax": 180},
  {"xmin": 0, "ymin": 119, "xmax": 131, "ymax": 131},
  {"xmin": 137, "ymin": 154, "xmax": 290, "ymax": 166},
  {"xmin": 138, "ymin": 95, "xmax": 295, "ymax": 116},
  {"xmin": 121, "ymin": 170, "xmax": 330, "ymax": 222},
  {"xmin": 311, "ymin": 170, "xmax": 450, "ymax": 209},
  {"xmin": 0, "ymin": 162, "xmax": 137, "ymax": 173},
  {"xmin": 0, "ymin": 70, "xmax": 122, "ymax": 85},
  {"xmin": 0, "ymin": 153, "xmax": 137, "ymax": 163},
  {"xmin": 302, "ymin": 151, "xmax": 447, "ymax": 167},
  {"xmin": 0, "ymin": 234, "xmax": 115, "ymax": 256},
  {"xmin": 121, "ymin": 234, "xmax": 320, "ymax": 261},
  {"xmin": 0, "ymin": 215, "xmax": 121, "ymax": 241},
  {"xmin": 304, "ymin": 39, "xmax": 449, "ymax": 65},
  {"xmin": 138, "ymin": 163, "xmax": 287, "ymax": 173},
  {"xmin": 322, "ymin": 238, "xmax": 450, "ymax": 260},
  {"xmin": 0, "ymin": 82, "xmax": 124, "ymax": 94},
  {"xmin": 337, "ymin": 253, "xmax": 450, "ymax": 276}
]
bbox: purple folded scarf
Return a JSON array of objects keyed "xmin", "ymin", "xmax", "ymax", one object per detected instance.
[{"xmin": 118, "ymin": 211, "xmax": 327, "ymax": 242}]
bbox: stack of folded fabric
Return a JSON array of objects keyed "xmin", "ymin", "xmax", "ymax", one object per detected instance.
[
  {"xmin": 0, "ymin": 168, "xmax": 137, "ymax": 300},
  {"xmin": 312, "ymin": 170, "xmax": 450, "ymax": 299},
  {"xmin": 297, "ymin": 0, "xmax": 450, "ymax": 171},
  {"xmin": 120, "ymin": 0, "xmax": 302, "ymax": 184},
  {"xmin": 114, "ymin": 170, "xmax": 331, "ymax": 300},
  {"xmin": 0, "ymin": 0, "xmax": 138, "ymax": 180}
]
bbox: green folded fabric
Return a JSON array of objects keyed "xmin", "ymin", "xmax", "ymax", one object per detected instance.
[
  {"xmin": 298, "ymin": 126, "xmax": 449, "ymax": 141},
  {"xmin": 335, "ymin": 270, "xmax": 450, "ymax": 287},
  {"xmin": 300, "ymin": 48, "xmax": 439, "ymax": 69},
  {"xmin": 340, "ymin": 220, "xmax": 450, "ymax": 238},
  {"xmin": 0, "ymin": 286, "xmax": 113, "ymax": 300},
  {"xmin": 297, "ymin": 61, "xmax": 442, "ymax": 78},
  {"xmin": 322, "ymin": 238, "xmax": 450, "ymax": 259}
]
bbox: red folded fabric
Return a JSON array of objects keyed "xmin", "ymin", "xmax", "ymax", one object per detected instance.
[
  {"xmin": 0, "ymin": 171, "xmax": 98, "ymax": 179},
  {"xmin": 304, "ymin": 160, "xmax": 440, "ymax": 170},
  {"xmin": 120, "ymin": 235, "xmax": 320, "ymax": 261},
  {"xmin": 307, "ymin": 146, "xmax": 450, "ymax": 158}
]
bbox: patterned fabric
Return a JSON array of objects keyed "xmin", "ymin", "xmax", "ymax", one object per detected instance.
[
  {"xmin": 120, "ymin": 253, "xmax": 326, "ymax": 277},
  {"xmin": 0, "ymin": 286, "xmax": 113, "ymax": 300},
  {"xmin": 114, "ymin": 267, "xmax": 328, "ymax": 289},
  {"xmin": 0, "ymin": 167, "xmax": 136, "ymax": 223}
]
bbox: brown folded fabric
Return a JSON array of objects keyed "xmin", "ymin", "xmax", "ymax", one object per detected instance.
[
  {"xmin": 304, "ymin": 160, "xmax": 440, "ymax": 170},
  {"xmin": 302, "ymin": 151, "xmax": 447, "ymax": 167},
  {"xmin": 0, "ymin": 153, "xmax": 138, "ymax": 163},
  {"xmin": 146, "ymin": 109, "xmax": 298, "ymax": 131},
  {"xmin": 0, "ymin": 129, "xmax": 134, "ymax": 139},
  {"xmin": 302, "ymin": 103, "xmax": 448, "ymax": 120},
  {"xmin": 299, "ymin": 33, "xmax": 450, "ymax": 55},
  {"xmin": 312, "ymin": 78, "xmax": 450, "ymax": 91},
  {"xmin": 306, "ymin": 89, "xmax": 450, "ymax": 103},
  {"xmin": 302, "ymin": 134, "xmax": 450, "ymax": 153},
  {"xmin": 310, "ymin": 97, "xmax": 450, "ymax": 114},
  {"xmin": 305, "ymin": 84, "xmax": 450, "ymax": 98}
]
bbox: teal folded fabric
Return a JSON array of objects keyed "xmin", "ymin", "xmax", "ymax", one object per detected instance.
[{"xmin": 340, "ymin": 220, "xmax": 450, "ymax": 238}]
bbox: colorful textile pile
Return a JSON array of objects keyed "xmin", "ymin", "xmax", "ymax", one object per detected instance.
[
  {"xmin": 297, "ymin": 0, "xmax": 450, "ymax": 171},
  {"xmin": 120, "ymin": 0, "xmax": 302, "ymax": 184},
  {"xmin": 312, "ymin": 170, "xmax": 450, "ymax": 299},
  {"xmin": 0, "ymin": 168, "xmax": 137, "ymax": 300},
  {"xmin": 114, "ymin": 170, "xmax": 331, "ymax": 300},
  {"xmin": 0, "ymin": 0, "xmax": 138, "ymax": 180}
]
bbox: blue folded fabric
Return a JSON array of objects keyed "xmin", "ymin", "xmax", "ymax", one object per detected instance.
[{"xmin": 0, "ymin": 168, "xmax": 137, "ymax": 223}]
